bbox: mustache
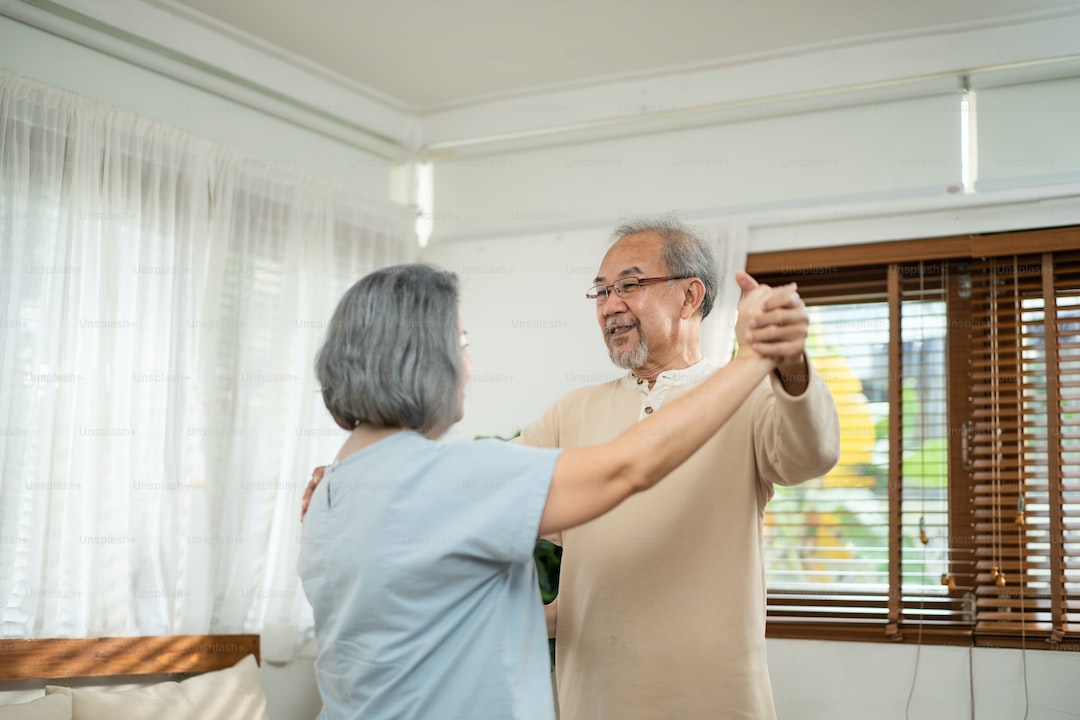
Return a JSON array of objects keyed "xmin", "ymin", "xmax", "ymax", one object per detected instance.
[{"xmin": 604, "ymin": 316, "xmax": 639, "ymax": 332}]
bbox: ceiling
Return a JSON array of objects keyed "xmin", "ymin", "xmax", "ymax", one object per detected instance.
[{"xmin": 157, "ymin": 0, "xmax": 1078, "ymax": 112}]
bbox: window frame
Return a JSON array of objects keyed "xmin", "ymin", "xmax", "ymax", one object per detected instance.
[{"xmin": 749, "ymin": 226, "xmax": 1080, "ymax": 651}]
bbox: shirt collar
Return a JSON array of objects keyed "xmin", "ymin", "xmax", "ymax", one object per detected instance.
[{"xmin": 619, "ymin": 357, "xmax": 715, "ymax": 390}]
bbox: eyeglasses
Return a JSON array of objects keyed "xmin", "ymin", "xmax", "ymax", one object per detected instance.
[{"xmin": 585, "ymin": 276, "xmax": 689, "ymax": 304}]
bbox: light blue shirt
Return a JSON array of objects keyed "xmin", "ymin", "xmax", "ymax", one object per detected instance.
[{"xmin": 299, "ymin": 431, "xmax": 561, "ymax": 720}]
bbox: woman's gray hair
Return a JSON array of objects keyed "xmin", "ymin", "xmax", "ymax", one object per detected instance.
[
  {"xmin": 612, "ymin": 216, "xmax": 718, "ymax": 319},
  {"xmin": 315, "ymin": 264, "xmax": 463, "ymax": 438}
]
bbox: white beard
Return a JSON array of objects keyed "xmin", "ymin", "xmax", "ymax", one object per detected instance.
[{"xmin": 607, "ymin": 329, "xmax": 648, "ymax": 369}]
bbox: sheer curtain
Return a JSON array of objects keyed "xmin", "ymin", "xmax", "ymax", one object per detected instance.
[
  {"xmin": 0, "ymin": 69, "xmax": 413, "ymax": 643},
  {"xmin": 700, "ymin": 221, "xmax": 749, "ymax": 364}
]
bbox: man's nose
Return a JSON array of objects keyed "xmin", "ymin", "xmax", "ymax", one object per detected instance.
[{"xmin": 600, "ymin": 289, "xmax": 629, "ymax": 316}]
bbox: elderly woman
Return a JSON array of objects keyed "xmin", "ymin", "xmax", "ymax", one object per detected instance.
[{"xmin": 298, "ymin": 263, "xmax": 785, "ymax": 720}]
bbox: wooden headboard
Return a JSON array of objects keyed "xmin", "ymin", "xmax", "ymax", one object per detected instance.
[{"xmin": 0, "ymin": 635, "xmax": 260, "ymax": 682}]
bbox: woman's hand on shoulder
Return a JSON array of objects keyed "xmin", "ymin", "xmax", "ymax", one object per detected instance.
[{"xmin": 300, "ymin": 466, "xmax": 326, "ymax": 522}]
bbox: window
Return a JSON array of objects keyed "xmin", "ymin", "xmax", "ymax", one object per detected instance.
[
  {"xmin": 749, "ymin": 227, "xmax": 1080, "ymax": 650},
  {"xmin": 0, "ymin": 70, "xmax": 413, "ymax": 638}
]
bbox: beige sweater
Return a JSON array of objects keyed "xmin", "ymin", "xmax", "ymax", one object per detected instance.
[{"xmin": 520, "ymin": 359, "xmax": 840, "ymax": 720}]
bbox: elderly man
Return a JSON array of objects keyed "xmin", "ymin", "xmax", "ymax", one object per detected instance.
[{"xmin": 520, "ymin": 218, "xmax": 840, "ymax": 720}]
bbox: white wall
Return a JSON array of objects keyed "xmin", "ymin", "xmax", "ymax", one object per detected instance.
[
  {"xmin": 257, "ymin": 637, "xmax": 1080, "ymax": 720},
  {"xmin": 431, "ymin": 93, "xmax": 962, "ymax": 243},
  {"xmin": 769, "ymin": 639, "xmax": 1080, "ymax": 720},
  {"xmin": 428, "ymin": 69, "xmax": 1080, "ymax": 250},
  {"xmin": 260, "ymin": 647, "xmax": 320, "ymax": 720},
  {"xmin": 977, "ymin": 76, "xmax": 1080, "ymax": 192}
]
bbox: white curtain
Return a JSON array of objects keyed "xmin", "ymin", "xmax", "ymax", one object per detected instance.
[
  {"xmin": 701, "ymin": 221, "xmax": 749, "ymax": 364},
  {"xmin": 0, "ymin": 69, "xmax": 414, "ymax": 643}
]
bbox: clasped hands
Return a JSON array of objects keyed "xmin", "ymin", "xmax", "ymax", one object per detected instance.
[{"xmin": 734, "ymin": 270, "xmax": 810, "ymax": 393}]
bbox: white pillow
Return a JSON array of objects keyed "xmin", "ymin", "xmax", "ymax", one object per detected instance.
[
  {"xmin": 0, "ymin": 693, "xmax": 72, "ymax": 720},
  {"xmin": 45, "ymin": 654, "xmax": 268, "ymax": 720}
]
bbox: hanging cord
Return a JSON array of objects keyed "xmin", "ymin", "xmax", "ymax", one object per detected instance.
[
  {"xmin": 1018, "ymin": 513, "xmax": 1030, "ymax": 720},
  {"xmin": 904, "ymin": 540, "xmax": 927, "ymax": 720},
  {"xmin": 1012, "ymin": 261, "xmax": 1030, "ymax": 720},
  {"xmin": 943, "ymin": 260, "xmax": 973, "ymax": 720},
  {"xmin": 969, "ymin": 643, "xmax": 976, "ymax": 720},
  {"xmin": 990, "ymin": 264, "xmax": 1003, "ymax": 591},
  {"xmin": 940, "ymin": 264, "xmax": 957, "ymax": 595},
  {"xmin": 905, "ymin": 262, "xmax": 928, "ymax": 720}
]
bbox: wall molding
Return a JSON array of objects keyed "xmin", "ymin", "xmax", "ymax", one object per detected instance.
[
  {"xmin": 6, "ymin": 1, "xmax": 1080, "ymax": 162},
  {"xmin": 6, "ymin": 1, "xmax": 1080, "ymax": 163},
  {"xmin": 2, "ymin": 0, "xmax": 418, "ymax": 160},
  {"xmin": 426, "ymin": 182, "xmax": 1080, "ymax": 253},
  {"xmin": 421, "ymin": 12, "xmax": 1080, "ymax": 157}
]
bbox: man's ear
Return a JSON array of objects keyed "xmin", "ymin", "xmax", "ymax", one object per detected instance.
[{"xmin": 682, "ymin": 278, "xmax": 706, "ymax": 319}]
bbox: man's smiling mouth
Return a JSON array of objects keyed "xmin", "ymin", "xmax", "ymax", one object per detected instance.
[{"xmin": 607, "ymin": 322, "xmax": 637, "ymax": 337}]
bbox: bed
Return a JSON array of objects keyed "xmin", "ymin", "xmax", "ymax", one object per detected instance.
[{"xmin": 0, "ymin": 634, "xmax": 268, "ymax": 720}]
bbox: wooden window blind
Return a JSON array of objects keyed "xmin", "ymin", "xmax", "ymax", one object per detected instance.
[
  {"xmin": 749, "ymin": 227, "xmax": 1080, "ymax": 649},
  {"xmin": 965, "ymin": 249, "xmax": 1080, "ymax": 649}
]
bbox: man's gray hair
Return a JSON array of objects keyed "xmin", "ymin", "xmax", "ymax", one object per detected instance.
[
  {"xmin": 315, "ymin": 264, "xmax": 463, "ymax": 438},
  {"xmin": 612, "ymin": 216, "xmax": 718, "ymax": 319}
]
